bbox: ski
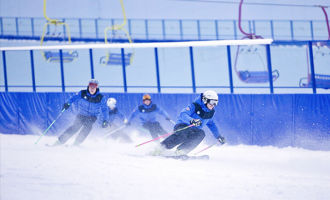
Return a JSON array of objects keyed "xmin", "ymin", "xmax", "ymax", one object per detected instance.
[
  {"xmin": 45, "ymin": 144, "xmax": 68, "ymax": 147},
  {"xmin": 163, "ymin": 155, "xmax": 189, "ymax": 161},
  {"xmin": 187, "ymin": 155, "xmax": 210, "ymax": 160}
]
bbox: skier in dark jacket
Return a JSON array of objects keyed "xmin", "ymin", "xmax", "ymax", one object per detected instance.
[
  {"xmin": 53, "ymin": 79, "xmax": 109, "ymax": 146},
  {"xmin": 105, "ymin": 97, "xmax": 133, "ymax": 143},
  {"xmin": 125, "ymin": 94, "xmax": 171, "ymax": 140},
  {"xmin": 150, "ymin": 90, "xmax": 226, "ymax": 156}
]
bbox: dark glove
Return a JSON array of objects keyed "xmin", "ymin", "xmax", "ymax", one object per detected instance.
[
  {"xmin": 125, "ymin": 121, "xmax": 131, "ymax": 126},
  {"xmin": 190, "ymin": 119, "xmax": 202, "ymax": 127},
  {"xmin": 218, "ymin": 136, "xmax": 226, "ymax": 145},
  {"xmin": 62, "ymin": 103, "xmax": 70, "ymax": 110},
  {"xmin": 166, "ymin": 117, "xmax": 171, "ymax": 121},
  {"xmin": 102, "ymin": 120, "xmax": 108, "ymax": 128}
]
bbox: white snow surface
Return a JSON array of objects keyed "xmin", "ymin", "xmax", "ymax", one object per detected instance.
[{"xmin": 1, "ymin": 133, "xmax": 330, "ymax": 200}]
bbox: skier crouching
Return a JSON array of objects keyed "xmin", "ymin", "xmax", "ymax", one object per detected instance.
[{"xmin": 150, "ymin": 90, "xmax": 226, "ymax": 156}]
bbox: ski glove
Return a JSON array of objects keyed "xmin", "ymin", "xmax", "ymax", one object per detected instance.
[
  {"xmin": 125, "ymin": 121, "xmax": 131, "ymax": 126},
  {"xmin": 218, "ymin": 136, "xmax": 226, "ymax": 145},
  {"xmin": 102, "ymin": 120, "xmax": 108, "ymax": 128},
  {"xmin": 166, "ymin": 117, "xmax": 171, "ymax": 121},
  {"xmin": 190, "ymin": 119, "xmax": 202, "ymax": 127},
  {"xmin": 62, "ymin": 103, "xmax": 70, "ymax": 110}
]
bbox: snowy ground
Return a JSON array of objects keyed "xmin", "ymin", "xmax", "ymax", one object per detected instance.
[{"xmin": 1, "ymin": 133, "xmax": 330, "ymax": 200}]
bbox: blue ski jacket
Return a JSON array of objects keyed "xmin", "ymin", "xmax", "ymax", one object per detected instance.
[
  {"xmin": 65, "ymin": 88, "xmax": 108, "ymax": 121},
  {"xmin": 176, "ymin": 94, "xmax": 220, "ymax": 139},
  {"xmin": 108, "ymin": 107, "xmax": 126, "ymax": 125},
  {"xmin": 127, "ymin": 102, "xmax": 169, "ymax": 125}
]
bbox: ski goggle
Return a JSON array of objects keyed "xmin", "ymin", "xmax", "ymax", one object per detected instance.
[
  {"xmin": 89, "ymin": 82, "xmax": 98, "ymax": 89},
  {"xmin": 143, "ymin": 94, "xmax": 151, "ymax": 101},
  {"xmin": 208, "ymin": 99, "xmax": 218, "ymax": 106}
]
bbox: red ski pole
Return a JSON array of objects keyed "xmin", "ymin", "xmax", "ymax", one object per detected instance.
[
  {"xmin": 194, "ymin": 141, "xmax": 221, "ymax": 155},
  {"xmin": 135, "ymin": 124, "xmax": 194, "ymax": 147}
]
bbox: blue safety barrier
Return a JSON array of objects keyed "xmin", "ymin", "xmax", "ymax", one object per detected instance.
[{"xmin": 0, "ymin": 92, "xmax": 329, "ymax": 151}]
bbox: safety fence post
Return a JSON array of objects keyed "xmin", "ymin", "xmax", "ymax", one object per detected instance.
[
  {"xmin": 189, "ymin": 47, "xmax": 196, "ymax": 93},
  {"xmin": 162, "ymin": 20, "xmax": 166, "ymax": 40},
  {"xmin": 95, "ymin": 19, "xmax": 98, "ymax": 39},
  {"xmin": 59, "ymin": 49, "xmax": 65, "ymax": 92},
  {"xmin": 30, "ymin": 50, "xmax": 36, "ymax": 92},
  {"xmin": 145, "ymin": 19, "xmax": 149, "ymax": 41},
  {"xmin": 266, "ymin": 44, "xmax": 274, "ymax": 94},
  {"xmin": 79, "ymin": 19, "xmax": 82, "ymax": 39},
  {"xmin": 308, "ymin": 41, "xmax": 317, "ymax": 94},
  {"xmin": 121, "ymin": 48, "xmax": 127, "ymax": 92},
  {"xmin": 227, "ymin": 45, "xmax": 234, "ymax": 94},
  {"xmin": 197, "ymin": 20, "xmax": 201, "ymax": 40},
  {"xmin": 15, "ymin": 18, "xmax": 19, "ymax": 36},
  {"xmin": 89, "ymin": 49, "xmax": 94, "ymax": 79},
  {"xmin": 154, "ymin": 48, "xmax": 161, "ymax": 93},
  {"xmin": 290, "ymin": 20, "xmax": 294, "ymax": 41},
  {"xmin": 2, "ymin": 51, "xmax": 8, "ymax": 92},
  {"xmin": 31, "ymin": 18, "xmax": 35, "ymax": 37},
  {"xmin": 215, "ymin": 20, "xmax": 219, "ymax": 40},
  {"xmin": 233, "ymin": 20, "xmax": 237, "ymax": 40},
  {"xmin": 270, "ymin": 20, "xmax": 274, "ymax": 39},
  {"xmin": 310, "ymin": 21, "xmax": 314, "ymax": 40},
  {"xmin": 180, "ymin": 20, "xmax": 183, "ymax": 40}
]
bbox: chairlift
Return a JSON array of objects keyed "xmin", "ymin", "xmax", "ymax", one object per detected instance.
[
  {"xmin": 299, "ymin": 6, "xmax": 330, "ymax": 89},
  {"xmin": 234, "ymin": 0, "xmax": 280, "ymax": 83},
  {"xmin": 40, "ymin": 0, "xmax": 78, "ymax": 63},
  {"xmin": 100, "ymin": 0, "xmax": 134, "ymax": 66}
]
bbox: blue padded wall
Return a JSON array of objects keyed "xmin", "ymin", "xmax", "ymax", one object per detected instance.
[{"xmin": 0, "ymin": 92, "xmax": 329, "ymax": 150}]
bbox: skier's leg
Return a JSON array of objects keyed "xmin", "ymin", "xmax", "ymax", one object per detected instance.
[
  {"xmin": 58, "ymin": 114, "xmax": 85, "ymax": 144},
  {"xmin": 176, "ymin": 127, "xmax": 205, "ymax": 154},
  {"xmin": 153, "ymin": 122, "xmax": 168, "ymax": 136},
  {"xmin": 142, "ymin": 122, "xmax": 159, "ymax": 140},
  {"xmin": 161, "ymin": 123, "xmax": 190, "ymax": 149},
  {"xmin": 75, "ymin": 115, "xmax": 97, "ymax": 144}
]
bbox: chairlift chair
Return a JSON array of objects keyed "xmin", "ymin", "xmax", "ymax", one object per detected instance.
[
  {"xmin": 234, "ymin": 0, "xmax": 280, "ymax": 83},
  {"xmin": 299, "ymin": 6, "xmax": 330, "ymax": 89},
  {"xmin": 40, "ymin": 0, "xmax": 78, "ymax": 63},
  {"xmin": 100, "ymin": 0, "xmax": 134, "ymax": 66}
]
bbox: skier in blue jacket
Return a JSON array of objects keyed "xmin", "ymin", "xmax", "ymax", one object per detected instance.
[
  {"xmin": 105, "ymin": 97, "xmax": 133, "ymax": 143},
  {"xmin": 53, "ymin": 79, "xmax": 109, "ymax": 146},
  {"xmin": 125, "ymin": 94, "xmax": 171, "ymax": 140},
  {"xmin": 150, "ymin": 90, "xmax": 226, "ymax": 156}
]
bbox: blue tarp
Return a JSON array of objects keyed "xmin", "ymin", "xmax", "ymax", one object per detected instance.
[{"xmin": 0, "ymin": 92, "xmax": 329, "ymax": 150}]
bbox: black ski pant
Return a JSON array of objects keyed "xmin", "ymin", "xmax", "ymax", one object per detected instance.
[
  {"xmin": 58, "ymin": 114, "xmax": 97, "ymax": 144},
  {"xmin": 109, "ymin": 124, "xmax": 133, "ymax": 143},
  {"xmin": 161, "ymin": 123, "xmax": 205, "ymax": 154},
  {"xmin": 142, "ymin": 121, "xmax": 167, "ymax": 140}
]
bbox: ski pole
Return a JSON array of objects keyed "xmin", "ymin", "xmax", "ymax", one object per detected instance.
[
  {"xmin": 103, "ymin": 125, "xmax": 126, "ymax": 138},
  {"xmin": 34, "ymin": 109, "xmax": 65, "ymax": 145},
  {"xmin": 170, "ymin": 120, "xmax": 176, "ymax": 124},
  {"xmin": 194, "ymin": 141, "xmax": 221, "ymax": 155},
  {"xmin": 135, "ymin": 124, "xmax": 194, "ymax": 147}
]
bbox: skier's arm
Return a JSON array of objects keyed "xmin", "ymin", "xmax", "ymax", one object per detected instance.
[
  {"xmin": 178, "ymin": 103, "xmax": 196, "ymax": 124},
  {"xmin": 206, "ymin": 118, "xmax": 221, "ymax": 139},
  {"xmin": 156, "ymin": 106, "xmax": 169, "ymax": 119},
  {"xmin": 63, "ymin": 91, "xmax": 81, "ymax": 110}
]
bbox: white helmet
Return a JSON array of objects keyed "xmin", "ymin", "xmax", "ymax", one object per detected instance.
[
  {"xmin": 202, "ymin": 90, "xmax": 218, "ymax": 106},
  {"xmin": 107, "ymin": 98, "xmax": 117, "ymax": 108}
]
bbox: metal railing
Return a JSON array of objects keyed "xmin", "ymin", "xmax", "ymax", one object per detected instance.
[
  {"xmin": 0, "ymin": 17, "xmax": 329, "ymax": 42},
  {"xmin": 1, "ymin": 40, "xmax": 329, "ymax": 94}
]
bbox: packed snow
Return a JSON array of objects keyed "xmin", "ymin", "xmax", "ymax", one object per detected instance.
[{"xmin": 1, "ymin": 133, "xmax": 330, "ymax": 200}]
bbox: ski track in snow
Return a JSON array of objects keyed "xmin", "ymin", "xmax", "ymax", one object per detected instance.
[{"xmin": 1, "ymin": 134, "xmax": 330, "ymax": 200}]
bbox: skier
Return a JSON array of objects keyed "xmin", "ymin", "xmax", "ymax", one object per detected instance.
[
  {"xmin": 150, "ymin": 90, "xmax": 226, "ymax": 156},
  {"xmin": 105, "ymin": 97, "xmax": 133, "ymax": 143},
  {"xmin": 52, "ymin": 79, "xmax": 109, "ymax": 146},
  {"xmin": 125, "ymin": 94, "xmax": 171, "ymax": 140}
]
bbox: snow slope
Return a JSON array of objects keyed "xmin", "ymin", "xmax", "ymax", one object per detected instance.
[{"xmin": 1, "ymin": 133, "xmax": 330, "ymax": 200}]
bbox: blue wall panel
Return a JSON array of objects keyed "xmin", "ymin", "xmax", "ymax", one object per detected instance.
[{"xmin": 0, "ymin": 92, "xmax": 329, "ymax": 150}]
